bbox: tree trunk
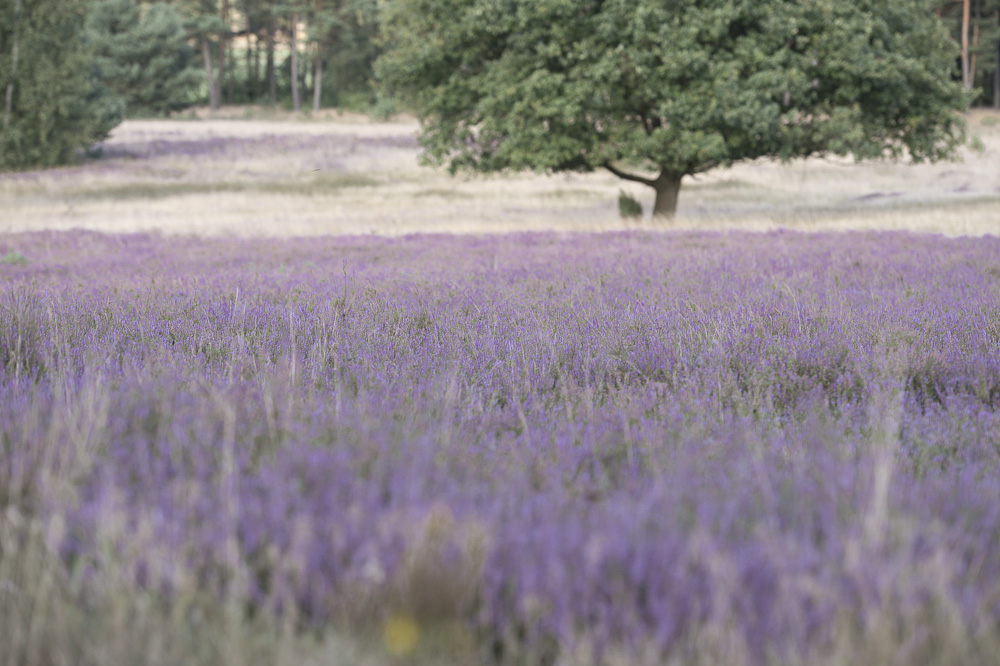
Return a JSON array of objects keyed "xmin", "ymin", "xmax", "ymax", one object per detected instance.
[
  {"xmin": 603, "ymin": 163, "xmax": 684, "ymax": 218},
  {"xmin": 247, "ymin": 31, "xmax": 255, "ymax": 102},
  {"xmin": 652, "ymin": 171, "xmax": 684, "ymax": 218},
  {"xmin": 217, "ymin": 45, "xmax": 226, "ymax": 107},
  {"xmin": 995, "ymin": 21, "xmax": 1000, "ymax": 110},
  {"xmin": 962, "ymin": 0, "xmax": 971, "ymax": 89},
  {"xmin": 290, "ymin": 13, "xmax": 301, "ymax": 112},
  {"xmin": 3, "ymin": 0, "xmax": 21, "ymax": 136},
  {"xmin": 313, "ymin": 46, "xmax": 323, "ymax": 111},
  {"xmin": 227, "ymin": 33, "xmax": 236, "ymax": 103},
  {"xmin": 220, "ymin": 0, "xmax": 230, "ymax": 105},
  {"xmin": 266, "ymin": 16, "xmax": 276, "ymax": 105},
  {"xmin": 971, "ymin": 0, "xmax": 981, "ymax": 86},
  {"xmin": 203, "ymin": 38, "xmax": 220, "ymax": 110},
  {"xmin": 250, "ymin": 28, "xmax": 260, "ymax": 101},
  {"xmin": 243, "ymin": 1, "xmax": 256, "ymax": 100}
]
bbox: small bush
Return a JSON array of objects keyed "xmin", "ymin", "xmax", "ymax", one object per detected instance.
[
  {"xmin": 617, "ymin": 191, "xmax": 643, "ymax": 218},
  {"xmin": 1, "ymin": 250, "xmax": 28, "ymax": 265},
  {"xmin": 370, "ymin": 94, "xmax": 399, "ymax": 121}
]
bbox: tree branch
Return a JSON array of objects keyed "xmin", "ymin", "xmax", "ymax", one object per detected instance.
[{"xmin": 603, "ymin": 162, "xmax": 656, "ymax": 187}]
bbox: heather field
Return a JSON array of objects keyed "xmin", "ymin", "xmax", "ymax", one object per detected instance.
[
  {"xmin": 2, "ymin": 111, "xmax": 1000, "ymax": 665},
  {"xmin": 2, "ymin": 228, "xmax": 1000, "ymax": 666}
]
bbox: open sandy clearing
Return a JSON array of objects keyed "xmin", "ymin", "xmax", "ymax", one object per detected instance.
[{"xmin": 1, "ymin": 110, "xmax": 998, "ymax": 238}]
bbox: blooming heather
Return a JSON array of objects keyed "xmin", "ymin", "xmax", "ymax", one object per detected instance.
[{"xmin": 1, "ymin": 229, "xmax": 999, "ymax": 665}]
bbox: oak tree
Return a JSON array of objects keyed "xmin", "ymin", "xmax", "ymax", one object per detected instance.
[{"xmin": 378, "ymin": 0, "xmax": 970, "ymax": 217}]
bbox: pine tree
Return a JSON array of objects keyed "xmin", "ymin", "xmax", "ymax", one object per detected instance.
[
  {"xmin": 173, "ymin": 0, "xmax": 225, "ymax": 109},
  {"xmin": 86, "ymin": 0, "xmax": 202, "ymax": 117},
  {"xmin": 307, "ymin": 0, "xmax": 379, "ymax": 110},
  {"xmin": 0, "ymin": 0, "xmax": 123, "ymax": 171},
  {"xmin": 934, "ymin": 0, "xmax": 1000, "ymax": 106}
]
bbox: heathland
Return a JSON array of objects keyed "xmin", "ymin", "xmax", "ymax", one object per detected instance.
[
  {"xmin": 1, "ymin": 112, "xmax": 1000, "ymax": 666},
  {"xmin": 2, "ymin": 109, "xmax": 999, "ymax": 237}
]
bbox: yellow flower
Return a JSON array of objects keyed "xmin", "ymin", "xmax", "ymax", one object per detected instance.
[{"xmin": 383, "ymin": 613, "xmax": 420, "ymax": 657}]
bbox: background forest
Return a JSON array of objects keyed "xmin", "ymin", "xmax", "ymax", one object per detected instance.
[
  {"xmin": 1, "ymin": 0, "xmax": 999, "ymax": 171},
  {"xmin": 0, "ymin": 0, "xmax": 381, "ymax": 170}
]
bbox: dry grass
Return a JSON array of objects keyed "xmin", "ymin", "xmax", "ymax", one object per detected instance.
[{"xmin": 1, "ymin": 109, "xmax": 998, "ymax": 238}]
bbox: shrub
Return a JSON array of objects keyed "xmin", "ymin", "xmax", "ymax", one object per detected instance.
[{"xmin": 617, "ymin": 191, "xmax": 643, "ymax": 219}]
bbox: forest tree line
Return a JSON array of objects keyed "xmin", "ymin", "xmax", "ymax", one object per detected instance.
[
  {"xmin": 0, "ymin": 0, "xmax": 998, "ymax": 171},
  {"xmin": 128, "ymin": 0, "xmax": 1000, "ymax": 113},
  {"xmin": 174, "ymin": 0, "xmax": 381, "ymax": 113}
]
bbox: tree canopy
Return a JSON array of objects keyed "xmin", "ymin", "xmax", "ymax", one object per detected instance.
[
  {"xmin": 378, "ymin": 0, "xmax": 971, "ymax": 217},
  {"xmin": 86, "ymin": 0, "xmax": 202, "ymax": 117},
  {"xmin": 1, "ymin": 0, "xmax": 122, "ymax": 171}
]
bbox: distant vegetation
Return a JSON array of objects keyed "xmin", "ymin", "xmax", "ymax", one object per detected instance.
[
  {"xmin": 86, "ymin": 0, "xmax": 203, "ymax": 117},
  {"xmin": 1, "ymin": 1, "xmax": 998, "ymax": 172},
  {"xmin": 0, "ymin": 0, "xmax": 381, "ymax": 170}
]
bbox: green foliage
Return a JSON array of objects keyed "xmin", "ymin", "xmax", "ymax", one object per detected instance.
[
  {"xmin": 312, "ymin": 0, "xmax": 381, "ymax": 101},
  {"xmin": 86, "ymin": 0, "xmax": 202, "ymax": 117},
  {"xmin": 370, "ymin": 91, "xmax": 399, "ymax": 119},
  {"xmin": 1, "ymin": 250, "xmax": 28, "ymax": 265},
  {"xmin": 931, "ymin": 0, "xmax": 1000, "ymax": 104},
  {"xmin": 173, "ymin": 0, "xmax": 226, "ymax": 39},
  {"xmin": 172, "ymin": 0, "xmax": 381, "ymax": 109},
  {"xmin": 378, "ymin": 0, "xmax": 971, "ymax": 215},
  {"xmin": 617, "ymin": 191, "xmax": 643, "ymax": 219},
  {"xmin": 276, "ymin": 0, "xmax": 380, "ymax": 108},
  {"xmin": 0, "ymin": 0, "xmax": 123, "ymax": 171}
]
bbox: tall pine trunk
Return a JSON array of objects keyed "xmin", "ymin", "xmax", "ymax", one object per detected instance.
[
  {"xmin": 962, "ymin": 0, "xmax": 971, "ymax": 89},
  {"xmin": 970, "ymin": 0, "xmax": 982, "ymax": 85},
  {"xmin": 227, "ymin": 33, "xmax": 235, "ymax": 103},
  {"xmin": 313, "ymin": 45, "xmax": 323, "ymax": 111},
  {"xmin": 266, "ymin": 16, "xmax": 276, "ymax": 105},
  {"xmin": 995, "ymin": 18, "xmax": 1000, "ymax": 110},
  {"xmin": 3, "ymin": 0, "xmax": 21, "ymax": 136},
  {"xmin": 247, "ymin": 32, "xmax": 256, "ymax": 102},
  {"xmin": 290, "ymin": 13, "xmax": 301, "ymax": 112},
  {"xmin": 243, "ymin": 1, "xmax": 256, "ymax": 100},
  {"xmin": 219, "ymin": 0, "xmax": 230, "ymax": 105},
  {"xmin": 217, "ymin": 41, "xmax": 225, "ymax": 107},
  {"xmin": 250, "ymin": 29, "xmax": 260, "ymax": 101},
  {"xmin": 227, "ymin": 48, "xmax": 235, "ymax": 104},
  {"xmin": 203, "ymin": 39, "xmax": 220, "ymax": 110}
]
